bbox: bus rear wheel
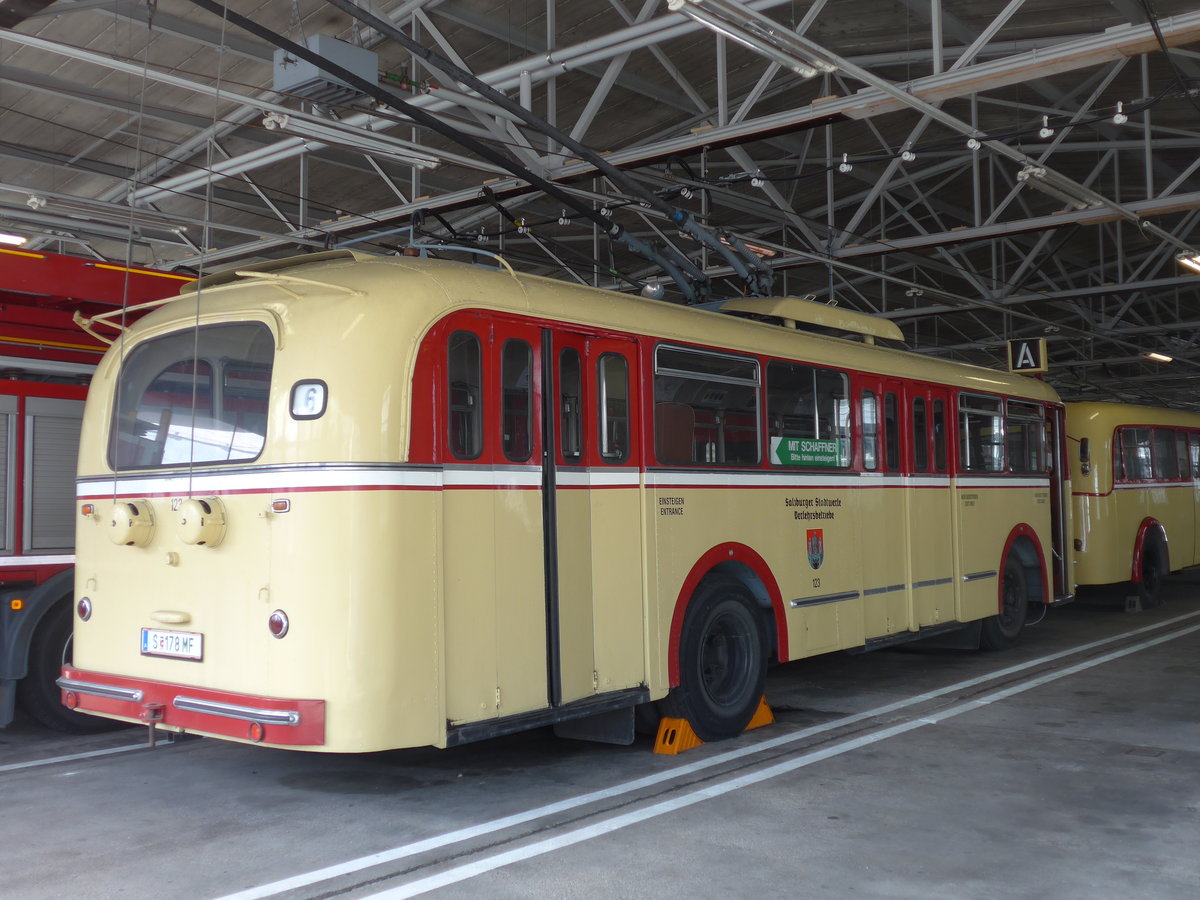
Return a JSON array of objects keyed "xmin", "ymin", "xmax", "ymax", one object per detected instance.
[
  {"xmin": 980, "ymin": 556, "xmax": 1028, "ymax": 651},
  {"xmin": 1137, "ymin": 537, "xmax": 1167, "ymax": 607},
  {"xmin": 662, "ymin": 576, "xmax": 766, "ymax": 742}
]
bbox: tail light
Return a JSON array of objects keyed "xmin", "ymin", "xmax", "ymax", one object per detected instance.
[{"xmin": 268, "ymin": 610, "xmax": 289, "ymax": 638}]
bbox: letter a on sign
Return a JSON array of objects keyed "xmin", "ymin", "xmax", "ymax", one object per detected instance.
[{"xmin": 1007, "ymin": 338, "xmax": 1048, "ymax": 374}]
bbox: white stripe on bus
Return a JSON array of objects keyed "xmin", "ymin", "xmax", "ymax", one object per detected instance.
[
  {"xmin": 213, "ymin": 610, "xmax": 1200, "ymax": 900},
  {"xmin": 77, "ymin": 467, "xmax": 1049, "ymax": 499}
]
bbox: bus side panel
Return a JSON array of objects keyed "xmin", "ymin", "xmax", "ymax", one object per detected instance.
[
  {"xmin": 443, "ymin": 488, "xmax": 501, "ymax": 724},
  {"xmin": 589, "ymin": 486, "xmax": 648, "ymax": 694},
  {"xmin": 956, "ymin": 483, "xmax": 1050, "ymax": 619},
  {"xmin": 858, "ymin": 479, "xmax": 910, "ymax": 638},
  {"xmin": 784, "ymin": 485, "xmax": 862, "ymax": 656},
  {"xmin": 442, "ymin": 486, "xmax": 549, "ymax": 723}
]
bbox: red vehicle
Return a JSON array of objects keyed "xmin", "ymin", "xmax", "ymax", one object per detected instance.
[{"xmin": 0, "ymin": 247, "xmax": 191, "ymax": 730}]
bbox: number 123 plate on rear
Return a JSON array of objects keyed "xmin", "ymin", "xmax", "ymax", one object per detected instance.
[{"xmin": 141, "ymin": 628, "xmax": 203, "ymax": 661}]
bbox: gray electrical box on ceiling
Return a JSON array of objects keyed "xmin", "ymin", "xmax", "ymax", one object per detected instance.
[{"xmin": 273, "ymin": 35, "xmax": 378, "ymax": 105}]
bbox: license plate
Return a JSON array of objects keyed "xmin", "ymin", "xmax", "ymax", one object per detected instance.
[{"xmin": 141, "ymin": 628, "xmax": 203, "ymax": 661}]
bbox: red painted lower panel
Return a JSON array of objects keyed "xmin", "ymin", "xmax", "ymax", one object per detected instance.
[{"xmin": 60, "ymin": 667, "xmax": 325, "ymax": 746}]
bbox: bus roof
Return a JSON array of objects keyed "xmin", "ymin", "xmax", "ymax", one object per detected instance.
[
  {"xmin": 1066, "ymin": 400, "xmax": 1200, "ymax": 431},
  {"xmin": 155, "ymin": 252, "xmax": 1062, "ymax": 404}
]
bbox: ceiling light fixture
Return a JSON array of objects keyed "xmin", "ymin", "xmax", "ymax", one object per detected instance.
[
  {"xmin": 0, "ymin": 232, "xmax": 29, "ymax": 246},
  {"xmin": 666, "ymin": 0, "xmax": 838, "ymax": 80},
  {"xmin": 718, "ymin": 236, "xmax": 778, "ymax": 258},
  {"xmin": 1141, "ymin": 351, "xmax": 1174, "ymax": 363},
  {"xmin": 1176, "ymin": 251, "xmax": 1200, "ymax": 275},
  {"xmin": 1016, "ymin": 165, "xmax": 1101, "ymax": 211},
  {"xmin": 258, "ymin": 111, "xmax": 439, "ymax": 169}
]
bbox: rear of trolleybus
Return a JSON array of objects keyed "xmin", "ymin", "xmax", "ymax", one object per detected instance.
[
  {"xmin": 1067, "ymin": 401, "xmax": 1200, "ymax": 604},
  {"xmin": 61, "ymin": 254, "xmax": 447, "ymax": 751}
]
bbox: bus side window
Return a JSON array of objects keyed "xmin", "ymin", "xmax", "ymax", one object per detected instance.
[
  {"xmin": 1006, "ymin": 400, "xmax": 1045, "ymax": 474},
  {"xmin": 447, "ymin": 330, "xmax": 482, "ymax": 459},
  {"xmin": 1118, "ymin": 427, "xmax": 1152, "ymax": 481},
  {"xmin": 959, "ymin": 393, "xmax": 1004, "ymax": 473},
  {"xmin": 883, "ymin": 392, "xmax": 899, "ymax": 472},
  {"xmin": 655, "ymin": 346, "xmax": 759, "ymax": 466},
  {"xmin": 1176, "ymin": 431, "xmax": 1190, "ymax": 478},
  {"xmin": 1153, "ymin": 428, "xmax": 1179, "ymax": 480},
  {"xmin": 1190, "ymin": 433, "xmax": 1200, "ymax": 479},
  {"xmin": 598, "ymin": 353, "xmax": 629, "ymax": 463},
  {"xmin": 912, "ymin": 397, "xmax": 928, "ymax": 473},
  {"xmin": 501, "ymin": 339, "xmax": 533, "ymax": 463},
  {"xmin": 559, "ymin": 348, "xmax": 582, "ymax": 462},
  {"xmin": 766, "ymin": 361, "xmax": 848, "ymax": 468},
  {"xmin": 932, "ymin": 399, "xmax": 947, "ymax": 473},
  {"xmin": 861, "ymin": 390, "xmax": 878, "ymax": 471}
]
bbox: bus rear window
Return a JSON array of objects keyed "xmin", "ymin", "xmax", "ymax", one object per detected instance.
[{"xmin": 110, "ymin": 323, "xmax": 273, "ymax": 469}]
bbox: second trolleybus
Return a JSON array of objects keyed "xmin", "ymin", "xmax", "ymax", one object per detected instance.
[
  {"xmin": 60, "ymin": 251, "xmax": 1073, "ymax": 751},
  {"xmin": 1068, "ymin": 400, "xmax": 1200, "ymax": 602}
]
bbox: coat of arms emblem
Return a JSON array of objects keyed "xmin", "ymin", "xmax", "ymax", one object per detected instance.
[{"xmin": 807, "ymin": 528, "xmax": 825, "ymax": 569}]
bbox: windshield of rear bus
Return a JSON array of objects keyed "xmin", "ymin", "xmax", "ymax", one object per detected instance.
[{"xmin": 110, "ymin": 322, "xmax": 274, "ymax": 470}]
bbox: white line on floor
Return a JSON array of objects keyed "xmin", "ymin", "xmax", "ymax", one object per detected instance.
[
  {"xmin": 0, "ymin": 742, "xmax": 146, "ymax": 774},
  {"xmin": 365, "ymin": 620, "xmax": 1200, "ymax": 899}
]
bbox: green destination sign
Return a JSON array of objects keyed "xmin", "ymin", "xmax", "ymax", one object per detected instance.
[{"xmin": 771, "ymin": 436, "xmax": 848, "ymax": 467}]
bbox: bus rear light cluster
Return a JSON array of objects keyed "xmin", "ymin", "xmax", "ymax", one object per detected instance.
[
  {"xmin": 268, "ymin": 610, "xmax": 289, "ymax": 638},
  {"xmin": 77, "ymin": 596, "xmax": 92, "ymax": 621}
]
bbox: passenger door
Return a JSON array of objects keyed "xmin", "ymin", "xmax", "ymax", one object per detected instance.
[
  {"xmin": 907, "ymin": 384, "xmax": 955, "ymax": 626},
  {"xmin": 547, "ymin": 331, "xmax": 644, "ymax": 705}
]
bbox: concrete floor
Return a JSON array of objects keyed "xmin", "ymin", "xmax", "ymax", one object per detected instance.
[{"xmin": 2, "ymin": 574, "xmax": 1198, "ymax": 899}]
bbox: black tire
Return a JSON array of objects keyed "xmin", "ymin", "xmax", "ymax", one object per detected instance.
[
  {"xmin": 980, "ymin": 556, "xmax": 1029, "ymax": 651},
  {"xmin": 1136, "ymin": 536, "xmax": 1167, "ymax": 607},
  {"xmin": 17, "ymin": 600, "xmax": 121, "ymax": 733},
  {"xmin": 661, "ymin": 575, "xmax": 766, "ymax": 742}
]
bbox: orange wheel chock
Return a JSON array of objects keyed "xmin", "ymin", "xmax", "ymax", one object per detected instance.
[
  {"xmin": 652, "ymin": 696, "xmax": 774, "ymax": 755},
  {"xmin": 745, "ymin": 695, "xmax": 775, "ymax": 731}
]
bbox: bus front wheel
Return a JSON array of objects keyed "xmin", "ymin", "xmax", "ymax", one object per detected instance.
[
  {"xmin": 980, "ymin": 556, "xmax": 1028, "ymax": 651},
  {"xmin": 662, "ymin": 576, "xmax": 766, "ymax": 742}
]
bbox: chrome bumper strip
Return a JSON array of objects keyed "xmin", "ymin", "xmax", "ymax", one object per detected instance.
[
  {"xmin": 56, "ymin": 677, "xmax": 144, "ymax": 703},
  {"xmin": 173, "ymin": 695, "xmax": 301, "ymax": 726}
]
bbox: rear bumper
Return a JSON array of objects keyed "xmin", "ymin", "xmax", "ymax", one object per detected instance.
[{"xmin": 59, "ymin": 667, "xmax": 326, "ymax": 746}]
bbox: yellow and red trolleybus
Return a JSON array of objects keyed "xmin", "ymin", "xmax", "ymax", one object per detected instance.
[
  {"xmin": 61, "ymin": 251, "xmax": 1072, "ymax": 751},
  {"xmin": 1067, "ymin": 400, "xmax": 1200, "ymax": 602}
]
